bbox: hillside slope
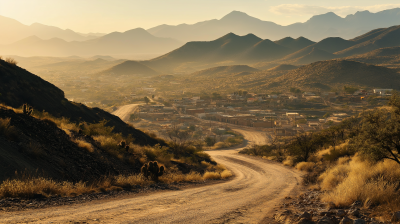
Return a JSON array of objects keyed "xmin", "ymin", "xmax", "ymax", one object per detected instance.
[
  {"xmin": 267, "ymin": 60, "xmax": 400, "ymax": 90},
  {"xmin": 99, "ymin": 60, "xmax": 160, "ymax": 77},
  {"xmin": 0, "ymin": 59, "xmax": 161, "ymax": 145}
]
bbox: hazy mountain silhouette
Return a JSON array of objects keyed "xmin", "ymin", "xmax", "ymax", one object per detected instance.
[
  {"xmin": 0, "ymin": 28, "xmax": 183, "ymax": 57},
  {"xmin": 141, "ymin": 33, "xmax": 314, "ymax": 72},
  {"xmin": 147, "ymin": 8, "xmax": 400, "ymax": 42},
  {"xmin": 99, "ymin": 60, "xmax": 160, "ymax": 77},
  {"xmin": 0, "ymin": 15, "xmax": 100, "ymax": 44},
  {"xmin": 274, "ymin": 37, "xmax": 316, "ymax": 51}
]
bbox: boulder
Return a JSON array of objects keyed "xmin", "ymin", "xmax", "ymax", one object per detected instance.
[
  {"xmin": 392, "ymin": 211, "xmax": 400, "ymax": 222},
  {"xmin": 337, "ymin": 210, "xmax": 347, "ymax": 217},
  {"xmin": 353, "ymin": 219, "xmax": 365, "ymax": 224},
  {"xmin": 298, "ymin": 218, "xmax": 316, "ymax": 224},
  {"xmin": 299, "ymin": 212, "xmax": 313, "ymax": 220},
  {"xmin": 318, "ymin": 216, "xmax": 334, "ymax": 224},
  {"xmin": 339, "ymin": 217, "xmax": 353, "ymax": 224}
]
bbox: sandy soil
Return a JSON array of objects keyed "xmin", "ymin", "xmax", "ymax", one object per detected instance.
[{"xmin": 1, "ymin": 129, "xmax": 302, "ymax": 223}]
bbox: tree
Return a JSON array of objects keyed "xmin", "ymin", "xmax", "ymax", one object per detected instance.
[
  {"xmin": 288, "ymin": 132, "xmax": 323, "ymax": 162},
  {"xmin": 144, "ymin": 96, "xmax": 150, "ymax": 105},
  {"xmin": 350, "ymin": 93, "xmax": 400, "ymax": 165},
  {"xmin": 205, "ymin": 137, "xmax": 216, "ymax": 146}
]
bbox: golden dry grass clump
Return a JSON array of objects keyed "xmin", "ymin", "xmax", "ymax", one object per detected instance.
[
  {"xmin": 295, "ymin": 162, "xmax": 315, "ymax": 172},
  {"xmin": 320, "ymin": 156, "xmax": 400, "ymax": 208}
]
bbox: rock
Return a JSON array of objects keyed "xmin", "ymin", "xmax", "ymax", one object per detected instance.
[
  {"xmin": 298, "ymin": 218, "xmax": 316, "ymax": 224},
  {"xmin": 339, "ymin": 217, "xmax": 353, "ymax": 224},
  {"xmin": 392, "ymin": 211, "xmax": 400, "ymax": 222},
  {"xmin": 318, "ymin": 216, "xmax": 334, "ymax": 224},
  {"xmin": 351, "ymin": 201, "xmax": 362, "ymax": 208},
  {"xmin": 319, "ymin": 211, "xmax": 332, "ymax": 217},
  {"xmin": 353, "ymin": 219, "xmax": 365, "ymax": 224},
  {"xmin": 299, "ymin": 212, "xmax": 313, "ymax": 220},
  {"xmin": 350, "ymin": 210, "xmax": 360, "ymax": 217},
  {"xmin": 337, "ymin": 210, "xmax": 347, "ymax": 217}
]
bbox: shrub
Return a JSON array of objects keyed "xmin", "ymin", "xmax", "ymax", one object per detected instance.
[
  {"xmin": 5, "ymin": 57, "xmax": 17, "ymax": 65},
  {"xmin": 321, "ymin": 157, "xmax": 400, "ymax": 207},
  {"xmin": 295, "ymin": 162, "xmax": 315, "ymax": 172},
  {"xmin": 73, "ymin": 139, "xmax": 94, "ymax": 153},
  {"xmin": 203, "ymin": 171, "xmax": 221, "ymax": 180},
  {"xmin": 283, "ymin": 156, "xmax": 295, "ymax": 166}
]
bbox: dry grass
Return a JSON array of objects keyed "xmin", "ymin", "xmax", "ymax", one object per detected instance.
[
  {"xmin": 203, "ymin": 171, "xmax": 222, "ymax": 180},
  {"xmin": 220, "ymin": 169, "xmax": 233, "ymax": 178},
  {"xmin": 283, "ymin": 156, "xmax": 295, "ymax": 166},
  {"xmin": 295, "ymin": 162, "xmax": 315, "ymax": 172},
  {"xmin": 5, "ymin": 57, "xmax": 17, "ymax": 65},
  {"xmin": 0, "ymin": 177, "xmax": 92, "ymax": 198},
  {"xmin": 73, "ymin": 139, "xmax": 94, "ymax": 153},
  {"xmin": 0, "ymin": 117, "xmax": 11, "ymax": 135},
  {"xmin": 320, "ymin": 156, "xmax": 400, "ymax": 208}
]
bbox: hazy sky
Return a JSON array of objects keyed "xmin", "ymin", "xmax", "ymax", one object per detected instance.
[{"xmin": 1, "ymin": 0, "xmax": 400, "ymax": 33}]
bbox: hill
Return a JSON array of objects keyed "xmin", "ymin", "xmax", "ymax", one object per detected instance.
[
  {"xmin": 294, "ymin": 48, "xmax": 336, "ymax": 64},
  {"xmin": 274, "ymin": 37, "xmax": 316, "ymax": 51},
  {"xmin": 0, "ymin": 58, "xmax": 161, "ymax": 145},
  {"xmin": 190, "ymin": 65, "xmax": 259, "ymax": 77},
  {"xmin": 147, "ymin": 8, "xmax": 400, "ymax": 42},
  {"xmin": 99, "ymin": 60, "xmax": 160, "ymax": 77},
  {"xmin": 267, "ymin": 60, "xmax": 400, "ymax": 91},
  {"xmin": 142, "ymin": 33, "xmax": 309, "ymax": 72},
  {"xmin": 336, "ymin": 25, "xmax": 400, "ymax": 57},
  {"xmin": 267, "ymin": 64, "xmax": 298, "ymax": 71},
  {"xmin": 0, "ymin": 28, "xmax": 183, "ymax": 57},
  {"xmin": 344, "ymin": 47, "xmax": 400, "ymax": 66}
]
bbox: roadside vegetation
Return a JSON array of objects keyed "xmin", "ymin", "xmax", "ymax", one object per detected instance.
[
  {"xmin": 240, "ymin": 93, "xmax": 400, "ymax": 215},
  {"xmin": 0, "ymin": 104, "xmax": 232, "ymax": 199}
]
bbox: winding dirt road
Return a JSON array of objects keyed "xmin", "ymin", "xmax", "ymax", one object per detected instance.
[
  {"xmin": 112, "ymin": 104, "xmax": 142, "ymax": 122},
  {"xmin": 1, "ymin": 128, "xmax": 302, "ymax": 223}
]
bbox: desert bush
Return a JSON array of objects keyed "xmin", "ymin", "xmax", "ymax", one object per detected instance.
[
  {"xmin": 0, "ymin": 117, "xmax": 19, "ymax": 142},
  {"xmin": 80, "ymin": 120, "xmax": 114, "ymax": 136},
  {"xmin": 5, "ymin": 57, "xmax": 17, "ymax": 65},
  {"xmin": 203, "ymin": 171, "xmax": 221, "ymax": 180},
  {"xmin": 321, "ymin": 157, "xmax": 400, "ymax": 207},
  {"xmin": 283, "ymin": 156, "xmax": 295, "ymax": 166},
  {"xmin": 220, "ymin": 169, "xmax": 233, "ymax": 178},
  {"xmin": 73, "ymin": 139, "xmax": 94, "ymax": 153},
  {"xmin": 295, "ymin": 162, "xmax": 315, "ymax": 172}
]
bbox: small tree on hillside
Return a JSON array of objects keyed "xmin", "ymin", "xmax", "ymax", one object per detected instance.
[
  {"xmin": 144, "ymin": 96, "xmax": 150, "ymax": 105},
  {"xmin": 350, "ymin": 93, "xmax": 400, "ymax": 165}
]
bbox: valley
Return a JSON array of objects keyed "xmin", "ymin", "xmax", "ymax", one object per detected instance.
[{"xmin": 2, "ymin": 5, "xmax": 400, "ymax": 224}]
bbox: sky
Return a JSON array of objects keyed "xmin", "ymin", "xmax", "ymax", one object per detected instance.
[{"xmin": 1, "ymin": 0, "xmax": 400, "ymax": 33}]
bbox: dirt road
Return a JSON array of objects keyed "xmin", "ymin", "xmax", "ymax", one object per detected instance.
[
  {"xmin": 112, "ymin": 104, "xmax": 141, "ymax": 122},
  {"xmin": 1, "ymin": 130, "xmax": 301, "ymax": 224}
]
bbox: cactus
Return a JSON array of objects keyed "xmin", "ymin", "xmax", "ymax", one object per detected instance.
[
  {"xmin": 141, "ymin": 161, "xmax": 165, "ymax": 182},
  {"xmin": 23, "ymin": 104, "xmax": 33, "ymax": 116},
  {"xmin": 125, "ymin": 145, "xmax": 130, "ymax": 152}
]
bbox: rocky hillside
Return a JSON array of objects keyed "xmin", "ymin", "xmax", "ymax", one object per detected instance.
[{"xmin": 0, "ymin": 59, "xmax": 161, "ymax": 146}]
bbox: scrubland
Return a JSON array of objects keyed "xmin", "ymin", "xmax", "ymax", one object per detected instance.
[
  {"xmin": 0, "ymin": 104, "xmax": 232, "ymax": 199},
  {"xmin": 240, "ymin": 94, "xmax": 400, "ymax": 216}
]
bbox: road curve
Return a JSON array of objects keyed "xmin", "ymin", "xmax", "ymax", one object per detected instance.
[
  {"xmin": 1, "ymin": 132, "xmax": 301, "ymax": 224},
  {"xmin": 112, "ymin": 104, "xmax": 141, "ymax": 122}
]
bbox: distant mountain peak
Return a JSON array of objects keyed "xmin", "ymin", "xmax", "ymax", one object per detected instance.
[{"xmin": 221, "ymin": 11, "xmax": 252, "ymax": 20}]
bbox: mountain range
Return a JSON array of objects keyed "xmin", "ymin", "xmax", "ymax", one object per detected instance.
[
  {"xmin": 0, "ymin": 28, "xmax": 183, "ymax": 57},
  {"xmin": 139, "ymin": 25, "xmax": 400, "ymax": 73},
  {"xmin": 0, "ymin": 15, "xmax": 102, "ymax": 45},
  {"xmin": 148, "ymin": 9, "xmax": 400, "ymax": 42}
]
